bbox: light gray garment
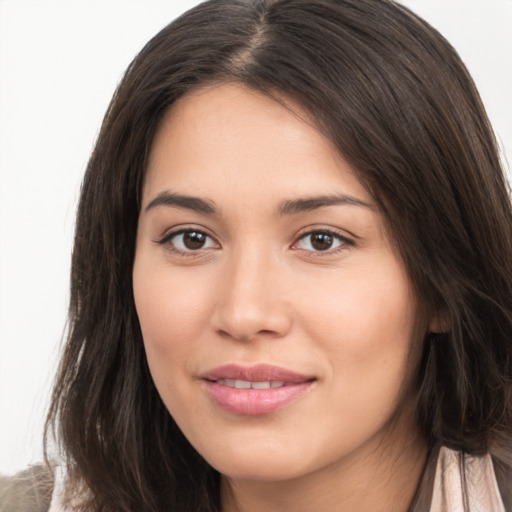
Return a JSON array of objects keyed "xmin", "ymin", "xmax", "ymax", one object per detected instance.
[{"xmin": 428, "ymin": 447, "xmax": 506, "ymax": 512}]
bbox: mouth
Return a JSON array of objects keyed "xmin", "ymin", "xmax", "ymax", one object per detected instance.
[
  {"xmin": 213, "ymin": 379, "xmax": 288, "ymax": 389},
  {"xmin": 200, "ymin": 364, "xmax": 316, "ymax": 416}
]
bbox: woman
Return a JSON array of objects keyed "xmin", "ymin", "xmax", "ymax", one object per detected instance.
[{"xmin": 7, "ymin": 0, "xmax": 512, "ymax": 510}]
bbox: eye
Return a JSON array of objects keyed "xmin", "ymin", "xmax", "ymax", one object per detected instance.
[
  {"xmin": 293, "ymin": 230, "xmax": 352, "ymax": 253},
  {"xmin": 157, "ymin": 229, "xmax": 219, "ymax": 253}
]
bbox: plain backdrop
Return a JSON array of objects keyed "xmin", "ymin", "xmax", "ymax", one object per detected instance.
[{"xmin": 0, "ymin": 0, "xmax": 511, "ymax": 475}]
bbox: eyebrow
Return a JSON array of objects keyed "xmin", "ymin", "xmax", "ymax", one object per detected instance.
[
  {"xmin": 145, "ymin": 191, "xmax": 218, "ymax": 214},
  {"xmin": 144, "ymin": 191, "xmax": 373, "ymax": 216},
  {"xmin": 277, "ymin": 194, "xmax": 374, "ymax": 215}
]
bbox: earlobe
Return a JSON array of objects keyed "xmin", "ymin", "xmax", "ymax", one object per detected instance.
[{"xmin": 429, "ymin": 310, "xmax": 450, "ymax": 334}]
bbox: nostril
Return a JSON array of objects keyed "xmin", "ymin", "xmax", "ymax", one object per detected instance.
[
  {"xmin": 215, "ymin": 328, "xmax": 285, "ymax": 343},
  {"xmin": 257, "ymin": 329, "xmax": 276, "ymax": 336},
  {"xmin": 216, "ymin": 329, "xmax": 233, "ymax": 340}
]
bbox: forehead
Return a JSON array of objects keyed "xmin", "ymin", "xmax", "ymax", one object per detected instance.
[{"xmin": 143, "ymin": 83, "xmax": 372, "ymax": 210}]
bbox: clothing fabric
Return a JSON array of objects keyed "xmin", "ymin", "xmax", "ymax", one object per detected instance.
[
  {"xmin": 0, "ymin": 465, "xmax": 52, "ymax": 512},
  {"xmin": 429, "ymin": 447, "xmax": 506, "ymax": 511}
]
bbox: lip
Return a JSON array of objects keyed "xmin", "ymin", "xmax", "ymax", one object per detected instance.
[{"xmin": 200, "ymin": 364, "xmax": 316, "ymax": 416}]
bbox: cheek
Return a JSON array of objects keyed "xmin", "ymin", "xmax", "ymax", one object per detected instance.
[
  {"xmin": 299, "ymin": 256, "xmax": 420, "ymax": 387},
  {"xmin": 294, "ymin": 261, "xmax": 422, "ymax": 454},
  {"xmin": 132, "ymin": 261, "xmax": 219, "ymax": 425},
  {"xmin": 132, "ymin": 259, "xmax": 214, "ymax": 379}
]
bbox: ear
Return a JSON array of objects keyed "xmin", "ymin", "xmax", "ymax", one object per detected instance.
[{"xmin": 428, "ymin": 309, "xmax": 450, "ymax": 334}]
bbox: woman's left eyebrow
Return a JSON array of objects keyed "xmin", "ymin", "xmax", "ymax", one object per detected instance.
[
  {"xmin": 145, "ymin": 191, "xmax": 218, "ymax": 214},
  {"xmin": 277, "ymin": 194, "xmax": 374, "ymax": 216}
]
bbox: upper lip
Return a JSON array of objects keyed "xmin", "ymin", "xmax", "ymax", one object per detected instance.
[{"xmin": 200, "ymin": 364, "xmax": 315, "ymax": 383}]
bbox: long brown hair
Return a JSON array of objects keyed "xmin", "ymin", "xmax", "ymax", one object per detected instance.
[{"xmin": 45, "ymin": 0, "xmax": 512, "ymax": 510}]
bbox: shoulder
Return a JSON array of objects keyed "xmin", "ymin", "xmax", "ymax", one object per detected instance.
[{"xmin": 0, "ymin": 465, "xmax": 54, "ymax": 512}]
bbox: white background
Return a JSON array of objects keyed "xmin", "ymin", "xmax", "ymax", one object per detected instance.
[{"xmin": 0, "ymin": 0, "xmax": 511, "ymax": 475}]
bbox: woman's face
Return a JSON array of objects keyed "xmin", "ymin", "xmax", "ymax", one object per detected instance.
[{"xmin": 133, "ymin": 83, "xmax": 430, "ymax": 482}]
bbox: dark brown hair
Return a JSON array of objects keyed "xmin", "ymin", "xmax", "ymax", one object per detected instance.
[{"xmin": 45, "ymin": 0, "xmax": 512, "ymax": 510}]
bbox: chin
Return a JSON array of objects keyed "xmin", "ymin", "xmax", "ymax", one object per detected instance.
[
  {"xmin": 197, "ymin": 435, "xmax": 325, "ymax": 483},
  {"xmin": 214, "ymin": 459, "xmax": 306, "ymax": 482}
]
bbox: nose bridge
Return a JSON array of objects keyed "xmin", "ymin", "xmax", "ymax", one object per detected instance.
[{"xmin": 212, "ymin": 240, "xmax": 291, "ymax": 341}]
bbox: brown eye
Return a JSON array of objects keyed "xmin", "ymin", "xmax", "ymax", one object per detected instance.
[
  {"xmin": 294, "ymin": 230, "xmax": 351, "ymax": 253},
  {"xmin": 183, "ymin": 231, "xmax": 207, "ymax": 250},
  {"xmin": 310, "ymin": 232, "xmax": 333, "ymax": 251},
  {"xmin": 158, "ymin": 229, "xmax": 218, "ymax": 253}
]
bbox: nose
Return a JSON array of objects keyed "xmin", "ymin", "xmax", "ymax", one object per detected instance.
[{"xmin": 211, "ymin": 247, "xmax": 293, "ymax": 343}]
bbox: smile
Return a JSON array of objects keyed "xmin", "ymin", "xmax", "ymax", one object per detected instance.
[
  {"xmin": 201, "ymin": 364, "xmax": 316, "ymax": 415},
  {"xmin": 214, "ymin": 379, "xmax": 286, "ymax": 389}
]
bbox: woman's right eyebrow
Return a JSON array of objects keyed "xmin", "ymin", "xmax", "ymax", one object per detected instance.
[{"xmin": 145, "ymin": 191, "xmax": 218, "ymax": 215}]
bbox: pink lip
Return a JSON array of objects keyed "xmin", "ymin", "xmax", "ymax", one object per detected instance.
[{"xmin": 200, "ymin": 364, "xmax": 316, "ymax": 416}]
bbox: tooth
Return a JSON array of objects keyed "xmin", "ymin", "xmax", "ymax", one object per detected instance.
[
  {"xmin": 216, "ymin": 379, "xmax": 287, "ymax": 389},
  {"xmin": 251, "ymin": 381, "xmax": 271, "ymax": 389}
]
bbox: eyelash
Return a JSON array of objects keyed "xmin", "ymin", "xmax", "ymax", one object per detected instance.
[
  {"xmin": 155, "ymin": 227, "xmax": 354, "ymax": 257},
  {"xmin": 292, "ymin": 229, "xmax": 354, "ymax": 256},
  {"xmin": 155, "ymin": 228, "xmax": 218, "ymax": 257}
]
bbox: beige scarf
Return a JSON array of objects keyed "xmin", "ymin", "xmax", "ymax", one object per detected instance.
[{"xmin": 429, "ymin": 447, "xmax": 506, "ymax": 511}]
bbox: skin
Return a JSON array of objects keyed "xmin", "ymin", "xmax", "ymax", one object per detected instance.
[{"xmin": 133, "ymin": 83, "xmax": 433, "ymax": 512}]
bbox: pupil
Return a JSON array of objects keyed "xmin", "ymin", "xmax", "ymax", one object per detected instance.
[
  {"xmin": 311, "ymin": 233, "xmax": 333, "ymax": 251},
  {"xmin": 183, "ymin": 231, "xmax": 206, "ymax": 250}
]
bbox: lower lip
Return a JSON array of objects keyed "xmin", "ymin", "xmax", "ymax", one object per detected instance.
[{"xmin": 203, "ymin": 381, "xmax": 314, "ymax": 415}]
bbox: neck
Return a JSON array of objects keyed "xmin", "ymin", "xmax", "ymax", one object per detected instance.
[{"xmin": 221, "ymin": 412, "xmax": 428, "ymax": 512}]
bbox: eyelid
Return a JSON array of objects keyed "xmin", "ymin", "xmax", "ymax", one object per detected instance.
[
  {"xmin": 291, "ymin": 227, "xmax": 354, "ymax": 254},
  {"xmin": 155, "ymin": 223, "xmax": 214, "ymax": 242},
  {"xmin": 154, "ymin": 225, "xmax": 220, "ymax": 254}
]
